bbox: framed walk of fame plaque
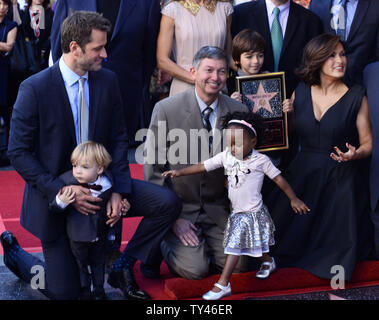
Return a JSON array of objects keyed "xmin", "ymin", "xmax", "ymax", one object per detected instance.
[{"xmin": 236, "ymin": 72, "xmax": 289, "ymax": 152}]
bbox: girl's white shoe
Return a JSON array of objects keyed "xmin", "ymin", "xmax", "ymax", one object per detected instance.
[
  {"xmin": 256, "ymin": 257, "xmax": 276, "ymax": 279},
  {"xmin": 202, "ymin": 282, "xmax": 232, "ymax": 300}
]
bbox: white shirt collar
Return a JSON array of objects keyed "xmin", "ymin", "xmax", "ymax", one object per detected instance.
[
  {"xmin": 194, "ymin": 88, "xmax": 219, "ymax": 113},
  {"xmin": 87, "ymin": 174, "xmax": 112, "ymax": 196},
  {"xmin": 265, "ymin": 0, "xmax": 290, "ymax": 15}
]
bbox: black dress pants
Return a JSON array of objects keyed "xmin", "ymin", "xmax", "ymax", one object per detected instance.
[{"xmin": 10, "ymin": 233, "xmax": 80, "ymax": 300}]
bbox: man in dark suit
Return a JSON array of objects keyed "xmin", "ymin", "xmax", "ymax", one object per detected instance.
[
  {"xmin": 232, "ymin": 0, "xmax": 323, "ymax": 97},
  {"xmin": 363, "ymin": 62, "xmax": 379, "ymax": 260},
  {"xmin": 310, "ymin": 0, "xmax": 379, "ymax": 87},
  {"xmin": 1, "ymin": 11, "xmax": 181, "ymax": 300},
  {"xmin": 50, "ymin": 0, "xmax": 161, "ymax": 264},
  {"xmin": 51, "ymin": 0, "xmax": 161, "ymax": 145}
]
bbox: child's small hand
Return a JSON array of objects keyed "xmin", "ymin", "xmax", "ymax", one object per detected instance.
[
  {"xmin": 290, "ymin": 197, "xmax": 310, "ymax": 215},
  {"xmin": 58, "ymin": 187, "xmax": 76, "ymax": 205},
  {"xmin": 162, "ymin": 170, "xmax": 181, "ymax": 178},
  {"xmin": 231, "ymin": 91, "xmax": 242, "ymax": 102},
  {"xmin": 282, "ymin": 99, "xmax": 294, "ymax": 113}
]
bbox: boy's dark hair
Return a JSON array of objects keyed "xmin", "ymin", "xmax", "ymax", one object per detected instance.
[
  {"xmin": 221, "ymin": 111, "xmax": 265, "ymax": 142},
  {"xmin": 61, "ymin": 11, "xmax": 111, "ymax": 54},
  {"xmin": 232, "ymin": 29, "xmax": 266, "ymax": 68}
]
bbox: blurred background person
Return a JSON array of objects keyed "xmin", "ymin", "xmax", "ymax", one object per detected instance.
[
  {"xmin": 22, "ymin": 0, "xmax": 53, "ymax": 70},
  {"xmin": 0, "ymin": 0, "xmax": 17, "ymax": 163}
]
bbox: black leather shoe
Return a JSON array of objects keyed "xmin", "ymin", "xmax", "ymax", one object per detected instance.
[
  {"xmin": 0, "ymin": 231, "xmax": 23, "ymax": 279},
  {"xmin": 140, "ymin": 263, "xmax": 161, "ymax": 279},
  {"xmin": 79, "ymin": 287, "xmax": 92, "ymax": 300},
  {"xmin": 92, "ymin": 287, "xmax": 107, "ymax": 300},
  {"xmin": 108, "ymin": 268, "xmax": 151, "ymax": 300}
]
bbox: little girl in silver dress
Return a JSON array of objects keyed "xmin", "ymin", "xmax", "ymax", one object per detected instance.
[{"xmin": 163, "ymin": 111, "xmax": 310, "ymax": 300}]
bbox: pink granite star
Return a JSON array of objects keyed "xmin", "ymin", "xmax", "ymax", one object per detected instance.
[{"xmin": 245, "ymin": 82, "xmax": 279, "ymax": 114}]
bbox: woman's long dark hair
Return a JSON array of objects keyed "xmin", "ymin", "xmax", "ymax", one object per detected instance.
[
  {"xmin": 26, "ymin": 0, "xmax": 50, "ymax": 9},
  {"xmin": 296, "ymin": 33, "xmax": 345, "ymax": 86}
]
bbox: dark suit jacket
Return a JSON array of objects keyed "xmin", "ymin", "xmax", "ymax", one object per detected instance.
[
  {"xmin": 232, "ymin": 0, "xmax": 323, "ymax": 97},
  {"xmin": 310, "ymin": 0, "xmax": 379, "ymax": 86},
  {"xmin": 363, "ymin": 62, "xmax": 379, "ymax": 210},
  {"xmin": 7, "ymin": 63, "xmax": 131, "ymax": 242},
  {"xmin": 144, "ymin": 89, "xmax": 248, "ymax": 229},
  {"xmin": 50, "ymin": 170, "xmax": 113, "ymax": 242},
  {"xmin": 50, "ymin": 0, "xmax": 161, "ymax": 142}
]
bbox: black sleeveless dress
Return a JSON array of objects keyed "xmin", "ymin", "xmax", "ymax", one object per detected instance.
[{"xmin": 266, "ymin": 82, "xmax": 373, "ymax": 281}]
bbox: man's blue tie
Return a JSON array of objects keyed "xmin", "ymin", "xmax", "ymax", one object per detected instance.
[
  {"xmin": 335, "ymin": 0, "xmax": 348, "ymax": 41},
  {"xmin": 271, "ymin": 7, "xmax": 283, "ymax": 72}
]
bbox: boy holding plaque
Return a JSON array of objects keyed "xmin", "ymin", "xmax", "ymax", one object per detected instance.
[{"xmin": 228, "ymin": 29, "xmax": 293, "ymax": 115}]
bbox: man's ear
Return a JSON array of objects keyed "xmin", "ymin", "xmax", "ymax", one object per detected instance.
[
  {"xmin": 189, "ymin": 66, "xmax": 196, "ymax": 81},
  {"xmin": 69, "ymin": 41, "xmax": 84, "ymax": 56}
]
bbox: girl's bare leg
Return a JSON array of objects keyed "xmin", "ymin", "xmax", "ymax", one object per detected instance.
[{"xmin": 211, "ymin": 255, "xmax": 240, "ymax": 293}]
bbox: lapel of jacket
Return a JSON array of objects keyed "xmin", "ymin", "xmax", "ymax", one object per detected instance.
[
  {"xmin": 256, "ymin": 0, "xmax": 274, "ymax": 68},
  {"xmin": 183, "ymin": 89, "xmax": 204, "ymax": 130},
  {"xmin": 346, "ymin": 0, "xmax": 369, "ymax": 44},
  {"xmin": 88, "ymin": 71, "xmax": 100, "ymax": 141},
  {"xmin": 311, "ymin": 0, "xmax": 333, "ymax": 33},
  {"xmin": 280, "ymin": 2, "xmax": 300, "ymax": 60},
  {"xmin": 110, "ymin": 0, "xmax": 137, "ymax": 42},
  {"xmin": 51, "ymin": 62, "xmax": 77, "ymax": 145}
]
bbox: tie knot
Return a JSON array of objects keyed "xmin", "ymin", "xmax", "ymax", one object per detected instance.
[
  {"xmin": 202, "ymin": 107, "xmax": 213, "ymax": 120},
  {"xmin": 273, "ymin": 7, "xmax": 280, "ymax": 17},
  {"xmin": 78, "ymin": 78, "xmax": 85, "ymax": 88}
]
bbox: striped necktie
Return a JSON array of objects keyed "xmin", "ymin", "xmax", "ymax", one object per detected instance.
[
  {"xmin": 271, "ymin": 7, "xmax": 283, "ymax": 72},
  {"xmin": 202, "ymin": 107, "xmax": 213, "ymax": 152},
  {"xmin": 335, "ymin": 0, "xmax": 348, "ymax": 41},
  {"xmin": 78, "ymin": 78, "xmax": 89, "ymax": 144}
]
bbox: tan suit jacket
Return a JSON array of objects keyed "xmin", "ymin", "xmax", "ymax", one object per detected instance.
[{"xmin": 144, "ymin": 88, "xmax": 248, "ymax": 229}]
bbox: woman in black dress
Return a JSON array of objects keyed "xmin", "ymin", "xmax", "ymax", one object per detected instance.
[{"xmin": 267, "ymin": 34, "xmax": 373, "ymax": 281}]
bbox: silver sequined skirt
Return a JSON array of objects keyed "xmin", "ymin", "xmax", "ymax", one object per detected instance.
[{"xmin": 223, "ymin": 204, "xmax": 275, "ymax": 257}]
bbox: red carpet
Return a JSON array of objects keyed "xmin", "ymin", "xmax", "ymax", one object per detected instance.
[
  {"xmin": 1, "ymin": 166, "xmax": 379, "ymax": 300},
  {"xmin": 165, "ymin": 261, "xmax": 379, "ymax": 300}
]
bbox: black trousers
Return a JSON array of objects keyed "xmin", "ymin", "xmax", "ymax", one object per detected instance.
[
  {"xmin": 69, "ymin": 237, "xmax": 106, "ymax": 289},
  {"xmin": 10, "ymin": 233, "xmax": 81, "ymax": 300},
  {"xmin": 122, "ymin": 179, "xmax": 182, "ymax": 265},
  {"xmin": 8, "ymin": 178, "xmax": 181, "ymax": 299}
]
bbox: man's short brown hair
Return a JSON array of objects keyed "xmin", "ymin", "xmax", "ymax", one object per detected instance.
[{"xmin": 60, "ymin": 11, "xmax": 111, "ymax": 54}]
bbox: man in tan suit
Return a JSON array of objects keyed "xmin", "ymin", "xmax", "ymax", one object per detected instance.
[{"xmin": 144, "ymin": 46, "xmax": 249, "ymax": 280}]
